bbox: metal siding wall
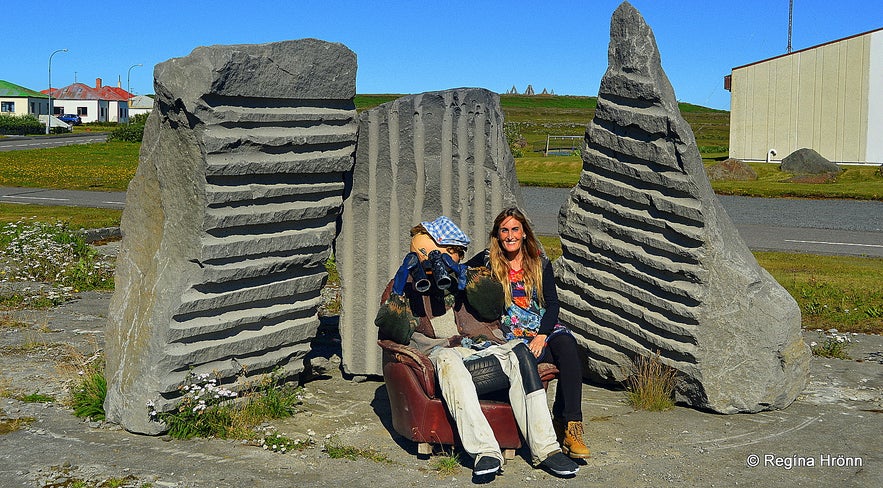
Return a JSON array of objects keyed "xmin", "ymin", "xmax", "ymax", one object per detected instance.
[
  {"xmin": 728, "ymin": 70, "xmax": 747, "ymax": 159},
  {"xmin": 867, "ymin": 31, "xmax": 883, "ymax": 163},
  {"xmin": 730, "ymin": 32, "xmax": 874, "ymax": 162}
]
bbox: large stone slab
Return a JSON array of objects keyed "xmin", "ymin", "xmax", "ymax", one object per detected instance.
[
  {"xmin": 338, "ymin": 88, "xmax": 522, "ymax": 375},
  {"xmin": 104, "ymin": 39, "xmax": 357, "ymax": 434},
  {"xmin": 554, "ymin": 2, "xmax": 810, "ymax": 413}
]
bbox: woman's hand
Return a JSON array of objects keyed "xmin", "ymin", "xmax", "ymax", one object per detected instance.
[{"xmin": 528, "ymin": 334, "xmax": 548, "ymax": 358}]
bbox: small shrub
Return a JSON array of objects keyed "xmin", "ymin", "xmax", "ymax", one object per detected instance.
[
  {"xmin": 148, "ymin": 369, "xmax": 304, "ymax": 440},
  {"xmin": 0, "ymin": 114, "xmax": 45, "ymax": 135},
  {"xmin": 810, "ymin": 329, "xmax": 851, "ymax": 359},
  {"xmin": 431, "ymin": 452, "xmax": 461, "ymax": 477},
  {"xmin": 149, "ymin": 372, "xmax": 239, "ymax": 439},
  {"xmin": 625, "ymin": 351, "xmax": 677, "ymax": 411},
  {"xmin": 71, "ymin": 354, "xmax": 107, "ymax": 421},
  {"xmin": 107, "ymin": 113, "xmax": 148, "ymax": 142}
]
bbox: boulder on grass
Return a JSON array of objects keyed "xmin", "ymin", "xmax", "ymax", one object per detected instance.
[
  {"xmin": 781, "ymin": 148, "xmax": 840, "ymax": 174},
  {"xmin": 706, "ymin": 158, "xmax": 757, "ymax": 181}
]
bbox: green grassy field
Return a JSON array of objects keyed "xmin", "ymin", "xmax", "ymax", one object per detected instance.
[
  {"xmin": 705, "ymin": 162, "xmax": 883, "ymax": 200},
  {"xmin": 0, "ymin": 141, "xmax": 138, "ymax": 191},
  {"xmin": 356, "ymin": 94, "xmax": 731, "ymax": 163},
  {"xmin": 0, "ymin": 203, "xmax": 122, "ymax": 229}
]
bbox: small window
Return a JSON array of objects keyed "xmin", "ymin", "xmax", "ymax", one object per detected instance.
[
  {"xmin": 53, "ymin": 106, "xmax": 63, "ymax": 115},
  {"xmin": 0, "ymin": 101, "xmax": 14, "ymax": 112},
  {"xmin": 77, "ymin": 107, "xmax": 88, "ymax": 116}
]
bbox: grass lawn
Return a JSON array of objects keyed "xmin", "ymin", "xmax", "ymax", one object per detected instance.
[
  {"xmin": 0, "ymin": 203, "xmax": 122, "ymax": 229},
  {"xmin": 707, "ymin": 163, "xmax": 883, "ymax": 200},
  {"xmin": 756, "ymin": 252, "xmax": 883, "ymax": 335},
  {"xmin": 0, "ymin": 141, "xmax": 139, "ymax": 191}
]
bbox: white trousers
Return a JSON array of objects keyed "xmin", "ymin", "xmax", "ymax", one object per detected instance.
[{"xmin": 429, "ymin": 340, "xmax": 560, "ymax": 464}]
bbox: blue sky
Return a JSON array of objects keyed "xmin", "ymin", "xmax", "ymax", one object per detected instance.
[{"xmin": 6, "ymin": 0, "xmax": 882, "ymax": 110}]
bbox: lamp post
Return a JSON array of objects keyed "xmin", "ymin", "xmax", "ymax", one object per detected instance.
[
  {"xmin": 126, "ymin": 63, "xmax": 142, "ymax": 123},
  {"xmin": 47, "ymin": 48, "xmax": 68, "ymax": 134}
]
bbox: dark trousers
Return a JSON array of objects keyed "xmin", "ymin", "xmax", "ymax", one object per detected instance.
[{"xmin": 541, "ymin": 332, "xmax": 583, "ymax": 422}]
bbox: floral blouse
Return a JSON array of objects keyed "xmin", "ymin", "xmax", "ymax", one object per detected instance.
[{"xmin": 500, "ymin": 267, "xmax": 568, "ymax": 348}]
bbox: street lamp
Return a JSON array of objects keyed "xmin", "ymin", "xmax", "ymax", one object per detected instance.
[
  {"xmin": 47, "ymin": 48, "xmax": 68, "ymax": 134},
  {"xmin": 126, "ymin": 63, "xmax": 142, "ymax": 123}
]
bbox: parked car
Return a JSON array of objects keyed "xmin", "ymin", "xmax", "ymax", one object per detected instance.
[{"xmin": 58, "ymin": 114, "xmax": 82, "ymax": 125}]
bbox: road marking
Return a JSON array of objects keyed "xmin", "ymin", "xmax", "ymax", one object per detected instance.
[
  {"xmin": 784, "ymin": 239, "xmax": 883, "ymax": 249},
  {"xmin": 103, "ymin": 201, "xmax": 125, "ymax": 206},
  {"xmin": 1, "ymin": 195, "xmax": 69, "ymax": 202}
]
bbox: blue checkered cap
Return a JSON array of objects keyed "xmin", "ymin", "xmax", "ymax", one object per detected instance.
[{"xmin": 421, "ymin": 216, "xmax": 471, "ymax": 248}]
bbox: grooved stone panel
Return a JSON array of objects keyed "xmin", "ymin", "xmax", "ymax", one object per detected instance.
[
  {"xmin": 104, "ymin": 39, "xmax": 357, "ymax": 434},
  {"xmin": 338, "ymin": 88, "xmax": 522, "ymax": 375},
  {"xmin": 554, "ymin": 3, "xmax": 810, "ymax": 413}
]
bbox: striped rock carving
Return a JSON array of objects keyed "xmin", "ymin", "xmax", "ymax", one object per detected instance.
[
  {"xmin": 554, "ymin": 3, "xmax": 809, "ymax": 413},
  {"xmin": 104, "ymin": 40, "xmax": 357, "ymax": 434},
  {"xmin": 338, "ymin": 89, "xmax": 522, "ymax": 375}
]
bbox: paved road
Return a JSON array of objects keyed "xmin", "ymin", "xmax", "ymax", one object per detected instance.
[
  {"xmin": 522, "ymin": 187, "xmax": 883, "ymax": 258},
  {"xmin": 0, "ymin": 186, "xmax": 125, "ymax": 209},
  {"xmin": 1, "ymin": 185, "xmax": 881, "ymax": 257},
  {"xmin": 0, "ymin": 133, "xmax": 108, "ymax": 151}
]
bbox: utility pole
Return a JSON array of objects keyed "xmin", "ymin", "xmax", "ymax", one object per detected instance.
[{"xmin": 787, "ymin": 0, "xmax": 794, "ymax": 53}]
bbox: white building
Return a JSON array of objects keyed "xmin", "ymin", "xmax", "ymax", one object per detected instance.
[
  {"xmin": 0, "ymin": 79, "xmax": 49, "ymax": 116},
  {"xmin": 48, "ymin": 78, "xmax": 130, "ymax": 123},
  {"xmin": 726, "ymin": 27, "xmax": 883, "ymax": 164},
  {"xmin": 128, "ymin": 95, "xmax": 154, "ymax": 118}
]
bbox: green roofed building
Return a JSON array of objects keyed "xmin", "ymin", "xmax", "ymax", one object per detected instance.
[{"xmin": 0, "ymin": 80, "xmax": 50, "ymax": 117}]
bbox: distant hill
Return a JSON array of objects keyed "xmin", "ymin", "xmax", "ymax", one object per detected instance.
[{"xmin": 354, "ymin": 94, "xmax": 729, "ymax": 160}]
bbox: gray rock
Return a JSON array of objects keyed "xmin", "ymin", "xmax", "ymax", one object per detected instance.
[
  {"xmin": 553, "ymin": 2, "xmax": 809, "ymax": 413},
  {"xmin": 104, "ymin": 39, "xmax": 357, "ymax": 434},
  {"xmin": 337, "ymin": 88, "xmax": 522, "ymax": 375},
  {"xmin": 706, "ymin": 158, "xmax": 757, "ymax": 181},
  {"xmin": 780, "ymin": 148, "xmax": 841, "ymax": 174}
]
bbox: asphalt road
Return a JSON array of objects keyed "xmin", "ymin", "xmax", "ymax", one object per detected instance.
[
  {"xmin": 0, "ymin": 133, "xmax": 108, "ymax": 151},
  {"xmin": 0, "ymin": 185, "xmax": 880, "ymax": 257},
  {"xmin": 0, "ymin": 186, "xmax": 125, "ymax": 209},
  {"xmin": 521, "ymin": 187, "xmax": 883, "ymax": 258}
]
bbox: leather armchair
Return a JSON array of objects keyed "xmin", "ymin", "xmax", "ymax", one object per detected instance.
[{"xmin": 378, "ymin": 339, "xmax": 559, "ymax": 458}]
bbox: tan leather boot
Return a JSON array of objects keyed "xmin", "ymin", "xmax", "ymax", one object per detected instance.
[{"xmin": 561, "ymin": 421, "xmax": 590, "ymax": 459}]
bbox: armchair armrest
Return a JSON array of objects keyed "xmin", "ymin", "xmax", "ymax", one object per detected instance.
[{"xmin": 378, "ymin": 339, "xmax": 437, "ymax": 398}]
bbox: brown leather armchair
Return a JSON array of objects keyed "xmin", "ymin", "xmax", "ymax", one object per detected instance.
[{"xmin": 378, "ymin": 339, "xmax": 559, "ymax": 459}]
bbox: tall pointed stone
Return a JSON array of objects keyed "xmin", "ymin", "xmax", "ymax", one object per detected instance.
[
  {"xmin": 554, "ymin": 2, "xmax": 810, "ymax": 413},
  {"xmin": 104, "ymin": 39, "xmax": 357, "ymax": 433},
  {"xmin": 338, "ymin": 88, "xmax": 522, "ymax": 375}
]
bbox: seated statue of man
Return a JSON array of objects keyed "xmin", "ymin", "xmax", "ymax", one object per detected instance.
[{"xmin": 375, "ymin": 216, "xmax": 579, "ymax": 479}]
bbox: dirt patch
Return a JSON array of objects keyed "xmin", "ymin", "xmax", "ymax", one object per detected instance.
[{"xmin": 1, "ymin": 292, "xmax": 881, "ymax": 487}]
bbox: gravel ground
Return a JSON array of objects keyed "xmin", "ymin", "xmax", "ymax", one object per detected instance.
[{"xmin": 1, "ymin": 290, "xmax": 881, "ymax": 488}]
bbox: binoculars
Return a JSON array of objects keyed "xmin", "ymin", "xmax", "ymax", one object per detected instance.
[{"xmin": 412, "ymin": 250, "xmax": 453, "ymax": 293}]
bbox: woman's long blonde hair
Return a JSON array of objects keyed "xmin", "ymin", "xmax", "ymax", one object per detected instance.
[{"xmin": 488, "ymin": 207, "xmax": 544, "ymax": 308}]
